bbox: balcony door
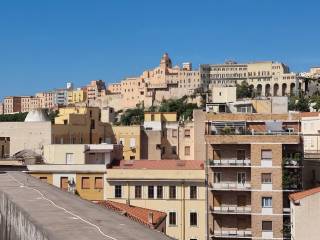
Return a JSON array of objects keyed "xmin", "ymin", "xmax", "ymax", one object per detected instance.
[
  {"xmin": 214, "ymin": 195, "xmax": 221, "ymax": 207},
  {"xmin": 237, "ymin": 195, "xmax": 246, "ymax": 207},
  {"xmin": 237, "ymin": 150, "xmax": 245, "ymax": 160},
  {"xmin": 237, "ymin": 172, "xmax": 246, "ymax": 186},
  {"xmin": 237, "ymin": 216, "xmax": 247, "ymax": 230}
]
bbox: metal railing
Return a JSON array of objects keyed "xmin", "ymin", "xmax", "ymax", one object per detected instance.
[
  {"xmin": 211, "ymin": 182, "xmax": 251, "ymax": 190},
  {"xmin": 208, "ymin": 159, "xmax": 251, "ymax": 167},
  {"xmin": 211, "ymin": 205, "xmax": 251, "ymax": 214},
  {"xmin": 212, "ymin": 229, "xmax": 252, "ymax": 238}
]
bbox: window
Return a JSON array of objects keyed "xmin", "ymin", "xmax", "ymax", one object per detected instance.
[
  {"xmin": 172, "ymin": 146, "xmax": 177, "ymax": 155},
  {"xmin": 261, "ymin": 173, "xmax": 272, "ymax": 184},
  {"xmin": 190, "ymin": 212, "xmax": 198, "ymax": 226},
  {"xmin": 130, "ymin": 138, "xmax": 136, "ymax": 148},
  {"xmin": 157, "ymin": 186, "xmax": 163, "ymax": 199},
  {"xmin": 94, "ymin": 177, "xmax": 103, "ymax": 189},
  {"xmin": 185, "ymin": 146, "xmax": 191, "ymax": 156},
  {"xmin": 214, "ymin": 172, "xmax": 221, "ymax": 183},
  {"xmin": 81, "ymin": 177, "xmax": 90, "ymax": 189},
  {"xmin": 169, "ymin": 212, "xmax": 177, "ymax": 226},
  {"xmin": 262, "ymin": 221, "xmax": 272, "ymax": 231},
  {"xmin": 90, "ymin": 119, "xmax": 95, "ymax": 129},
  {"xmin": 190, "ymin": 186, "xmax": 197, "ymax": 199},
  {"xmin": 65, "ymin": 153, "xmax": 74, "ymax": 164},
  {"xmin": 148, "ymin": 186, "xmax": 154, "ymax": 199},
  {"xmin": 130, "ymin": 155, "xmax": 135, "ymax": 160},
  {"xmin": 184, "ymin": 129, "xmax": 191, "ymax": 137},
  {"xmin": 169, "ymin": 186, "xmax": 176, "ymax": 199},
  {"xmin": 119, "ymin": 138, "xmax": 124, "ymax": 145},
  {"xmin": 115, "ymin": 185, "xmax": 122, "ymax": 198},
  {"xmin": 172, "ymin": 129, "xmax": 177, "ymax": 138},
  {"xmin": 261, "ymin": 150, "xmax": 272, "ymax": 160},
  {"xmin": 39, "ymin": 177, "xmax": 48, "ymax": 183},
  {"xmin": 135, "ymin": 185, "xmax": 142, "ymax": 199},
  {"xmin": 262, "ymin": 197, "xmax": 272, "ymax": 208},
  {"xmin": 151, "ymin": 114, "xmax": 155, "ymax": 121},
  {"xmin": 237, "ymin": 172, "xmax": 246, "ymax": 184}
]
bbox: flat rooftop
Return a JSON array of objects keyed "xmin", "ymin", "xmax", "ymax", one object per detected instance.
[{"xmin": 0, "ymin": 172, "xmax": 172, "ymax": 240}]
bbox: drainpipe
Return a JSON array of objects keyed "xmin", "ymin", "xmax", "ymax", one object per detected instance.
[
  {"xmin": 205, "ymin": 140, "xmax": 209, "ymax": 240},
  {"xmin": 182, "ymin": 181, "xmax": 186, "ymax": 240}
]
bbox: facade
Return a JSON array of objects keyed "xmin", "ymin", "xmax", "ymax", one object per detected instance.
[
  {"xmin": 200, "ymin": 61, "xmax": 302, "ymax": 97},
  {"xmin": 200, "ymin": 112, "xmax": 303, "ymax": 239},
  {"xmin": 105, "ymin": 160, "xmax": 206, "ymax": 240},
  {"xmin": 43, "ymin": 144, "xmax": 122, "ymax": 165},
  {"xmin": 68, "ymin": 88, "xmax": 87, "ymax": 104},
  {"xmin": 53, "ymin": 88, "xmax": 68, "ymax": 107},
  {"xmin": 86, "ymin": 80, "xmax": 106, "ymax": 102},
  {"xmin": 28, "ymin": 164, "xmax": 107, "ymax": 201},
  {"xmin": 0, "ymin": 102, "xmax": 3, "ymax": 115},
  {"xmin": 289, "ymin": 187, "xmax": 320, "ymax": 240},
  {"xmin": 0, "ymin": 137, "xmax": 10, "ymax": 158},
  {"xmin": 21, "ymin": 96, "xmax": 41, "ymax": 112},
  {"xmin": 112, "ymin": 125, "xmax": 141, "ymax": 160},
  {"xmin": 3, "ymin": 96, "xmax": 21, "ymax": 114},
  {"xmin": 36, "ymin": 91, "xmax": 54, "ymax": 109}
]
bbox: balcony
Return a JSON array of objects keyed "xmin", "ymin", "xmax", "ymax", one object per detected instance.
[
  {"xmin": 211, "ymin": 205, "xmax": 251, "ymax": 215},
  {"xmin": 211, "ymin": 182, "xmax": 251, "ymax": 191},
  {"xmin": 208, "ymin": 159, "xmax": 251, "ymax": 167},
  {"xmin": 211, "ymin": 229, "xmax": 252, "ymax": 239},
  {"xmin": 283, "ymin": 153, "xmax": 303, "ymax": 168}
]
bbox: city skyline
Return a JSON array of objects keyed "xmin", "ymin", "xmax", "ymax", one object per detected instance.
[{"xmin": 1, "ymin": 0, "xmax": 320, "ymax": 99}]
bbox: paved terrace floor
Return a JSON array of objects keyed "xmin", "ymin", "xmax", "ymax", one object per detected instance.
[{"xmin": 0, "ymin": 172, "xmax": 173, "ymax": 240}]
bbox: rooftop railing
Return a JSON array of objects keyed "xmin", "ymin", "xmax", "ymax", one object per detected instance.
[{"xmin": 208, "ymin": 159, "xmax": 251, "ymax": 167}]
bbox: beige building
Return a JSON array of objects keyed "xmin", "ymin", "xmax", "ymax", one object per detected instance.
[
  {"xmin": 105, "ymin": 160, "xmax": 206, "ymax": 240},
  {"xmin": 289, "ymin": 187, "xmax": 320, "ymax": 240},
  {"xmin": 0, "ymin": 137, "xmax": 10, "ymax": 158},
  {"xmin": 68, "ymin": 88, "xmax": 87, "ymax": 104},
  {"xmin": 107, "ymin": 53, "xmax": 201, "ymax": 109},
  {"xmin": 86, "ymin": 80, "xmax": 106, "ymax": 103},
  {"xmin": 0, "ymin": 102, "xmax": 3, "ymax": 115},
  {"xmin": 201, "ymin": 61, "xmax": 302, "ymax": 97},
  {"xmin": 36, "ymin": 91, "xmax": 54, "ymax": 109},
  {"xmin": 0, "ymin": 107, "xmax": 115, "ymax": 155},
  {"xmin": 3, "ymin": 96, "xmax": 21, "ymax": 114},
  {"xmin": 112, "ymin": 125, "xmax": 141, "ymax": 160},
  {"xmin": 43, "ymin": 144, "xmax": 122, "ymax": 165},
  {"xmin": 198, "ymin": 111, "xmax": 303, "ymax": 239},
  {"xmin": 21, "ymin": 96, "xmax": 41, "ymax": 112}
]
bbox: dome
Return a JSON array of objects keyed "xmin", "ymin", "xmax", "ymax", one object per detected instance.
[{"xmin": 24, "ymin": 109, "xmax": 50, "ymax": 122}]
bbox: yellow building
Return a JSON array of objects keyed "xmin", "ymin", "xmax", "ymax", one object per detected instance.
[
  {"xmin": 112, "ymin": 125, "xmax": 141, "ymax": 160},
  {"xmin": 53, "ymin": 106, "xmax": 115, "ymax": 145},
  {"xmin": 68, "ymin": 89, "xmax": 87, "ymax": 104},
  {"xmin": 28, "ymin": 164, "xmax": 106, "ymax": 201},
  {"xmin": 144, "ymin": 112, "xmax": 177, "ymax": 122},
  {"xmin": 105, "ymin": 160, "xmax": 206, "ymax": 240}
]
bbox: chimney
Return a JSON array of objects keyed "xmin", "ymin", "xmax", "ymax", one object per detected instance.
[{"xmin": 148, "ymin": 212, "xmax": 154, "ymax": 225}]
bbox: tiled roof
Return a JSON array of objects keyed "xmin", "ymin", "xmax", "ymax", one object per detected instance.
[
  {"xmin": 111, "ymin": 160, "xmax": 205, "ymax": 170},
  {"xmin": 98, "ymin": 201, "xmax": 167, "ymax": 229},
  {"xmin": 289, "ymin": 187, "xmax": 320, "ymax": 202},
  {"xmin": 300, "ymin": 112, "xmax": 320, "ymax": 117}
]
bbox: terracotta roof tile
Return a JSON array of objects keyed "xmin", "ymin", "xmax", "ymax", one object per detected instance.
[
  {"xmin": 111, "ymin": 160, "xmax": 205, "ymax": 170},
  {"xmin": 98, "ymin": 201, "xmax": 167, "ymax": 229},
  {"xmin": 289, "ymin": 187, "xmax": 320, "ymax": 202}
]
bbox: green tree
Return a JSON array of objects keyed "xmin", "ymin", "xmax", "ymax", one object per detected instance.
[
  {"xmin": 288, "ymin": 96, "xmax": 310, "ymax": 112},
  {"xmin": 120, "ymin": 107, "xmax": 144, "ymax": 125},
  {"xmin": 0, "ymin": 112, "xmax": 28, "ymax": 122},
  {"xmin": 236, "ymin": 81, "xmax": 252, "ymax": 99}
]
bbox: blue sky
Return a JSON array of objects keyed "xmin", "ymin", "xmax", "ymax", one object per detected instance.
[{"xmin": 0, "ymin": 0, "xmax": 319, "ymax": 99}]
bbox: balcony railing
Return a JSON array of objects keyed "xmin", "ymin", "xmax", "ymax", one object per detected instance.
[
  {"xmin": 211, "ymin": 205, "xmax": 251, "ymax": 214},
  {"xmin": 208, "ymin": 159, "xmax": 251, "ymax": 167},
  {"xmin": 211, "ymin": 182, "xmax": 251, "ymax": 191},
  {"xmin": 211, "ymin": 229, "xmax": 252, "ymax": 238}
]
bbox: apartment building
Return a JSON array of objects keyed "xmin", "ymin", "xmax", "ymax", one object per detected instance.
[
  {"xmin": 289, "ymin": 187, "xmax": 320, "ymax": 240},
  {"xmin": 200, "ymin": 61, "xmax": 303, "ymax": 97},
  {"xmin": 36, "ymin": 91, "xmax": 54, "ymax": 109},
  {"xmin": 0, "ymin": 102, "xmax": 3, "ymax": 115},
  {"xmin": 21, "ymin": 96, "xmax": 41, "ymax": 112},
  {"xmin": 3, "ymin": 96, "xmax": 21, "ymax": 114},
  {"xmin": 105, "ymin": 160, "xmax": 206, "ymax": 240},
  {"xmin": 200, "ymin": 112, "xmax": 303, "ymax": 239},
  {"xmin": 68, "ymin": 88, "xmax": 87, "ymax": 104},
  {"xmin": 53, "ymin": 88, "xmax": 68, "ymax": 107},
  {"xmin": 86, "ymin": 80, "xmax": 106, "ymax": 102},
  {"xmin": 107, "ymin": 53, "xmax": 201, "ymax": 109},
  {"xmin": 112, "ymin": 125, "xmax": 141, "ymax": 160}
]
